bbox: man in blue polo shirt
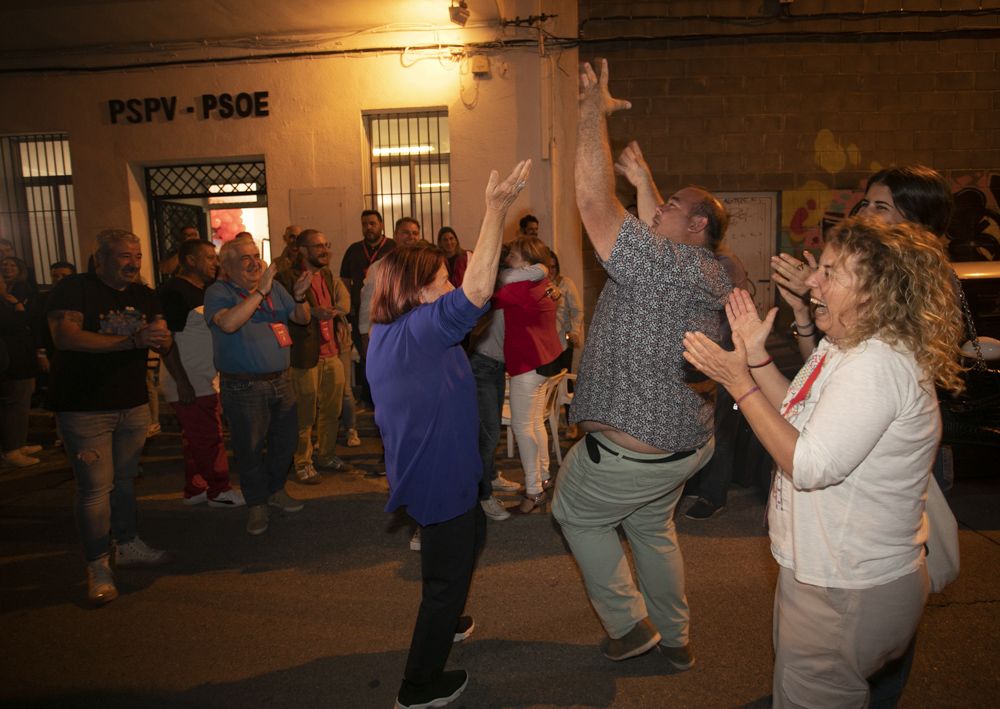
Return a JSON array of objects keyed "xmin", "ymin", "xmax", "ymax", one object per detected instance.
[{"xmin": 205, "ymin": 235, "xmax": 312, "ymax": 535}]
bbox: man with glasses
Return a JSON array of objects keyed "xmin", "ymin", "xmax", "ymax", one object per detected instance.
[
  {"xmin": 205, "ymin": 235, "xmax": 312, "ymax": 535},
  {"xmin": 276, "ymin": 229, "xmax": 352, "ymax": 484}
]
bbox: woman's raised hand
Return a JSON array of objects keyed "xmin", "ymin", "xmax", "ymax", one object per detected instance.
[
  {"xmin": 726, "ymin": 288, "xmax": 776, "ymax": 364},
  {"xmin": 486, "ymin": 160, "xmax": 532, "ymax": 212},
  {"xmin": 683, "ymin": 329, "xmax": 753, "ymax": 394},
  {"xmin": 770, "ymin": 251, "xmax": 816, "ymax": 298}
]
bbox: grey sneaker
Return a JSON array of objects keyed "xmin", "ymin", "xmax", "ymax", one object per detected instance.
[
  {"xmin": 314, "ymin": 455, "xmax": 351, "ymax": 472},
  {"xmin": 247, "ymin": 505, "xmax": 269, "ymax": 535},
  {"xmin": 601, "ymin": 617, "xmax": 662, "ymax": 661},
  {"xmin": 86, "ymin": 557, "xmax": 118, "ymax": 606},
  {"xmin": 480, "ymin": 496, "xmax": 511, "ymax": 521},
  {"xmin": 294, "ymin": 462, "xmax": 321, "ymax": 485},
  {"xmin": 115, "ymin": 537, "xmax": 173, "ymax": 568},
  {"xmin": 268, "ymin": 489, "xmax": 304, "ymax": 513},
  {"xmin": 659, "ymin": 643, "xmax": 695, "ymax": 671}
]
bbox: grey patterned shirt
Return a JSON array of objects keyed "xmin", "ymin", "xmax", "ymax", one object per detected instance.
[{"xmin": 570, "ymin": 213, "xmax": 731, "ymax": 451}]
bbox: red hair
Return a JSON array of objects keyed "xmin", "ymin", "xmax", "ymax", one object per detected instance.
[{"xmin": 370, "ymin": 244, "xmax": 446, "ymax": 324}]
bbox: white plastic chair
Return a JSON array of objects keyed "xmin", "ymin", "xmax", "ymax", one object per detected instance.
[{"xmin": 549, "ymin": 372, "xmax": 576, "ymax": 464}]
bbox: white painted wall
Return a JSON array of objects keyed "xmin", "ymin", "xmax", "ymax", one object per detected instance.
[{"xmin": 0, "ymin": 23, "xmax": 580, "ymax": 289}]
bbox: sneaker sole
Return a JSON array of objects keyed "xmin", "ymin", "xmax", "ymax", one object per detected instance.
[
  {"xmin": 269, "ymin": 504, "xmax": 305, "ymax": 513},
  {"xmin": 183, "ymin": 496, "xmax": 208, "ymax": 505},
  {"xmin": 453, "ymin": 619, "xmax": 476, "ymax": 643},
  {"xmin": 602, "ymin": 631, "xmax": 662, "ymax": 661},
  {"xmin": 684, "ymin": 505, "xmax": 725, "ymax": 521},
  {"xmin": 247, "ymin": 524, "xmax": 268, "ymax": 535},
  {"xmin": 659, "ymin": 645, "xmax": 696, "ymax": 671},
  {"xmin": 208, "ymin": 499, "xmax": 245, "ymax": 508},
  {"xmin": 393, "ymin": 674, "xmax": 468, "ymax": 709},
  {"xmin": 115, "ymin": 556, "xmax": 173, "ymax": 569}
]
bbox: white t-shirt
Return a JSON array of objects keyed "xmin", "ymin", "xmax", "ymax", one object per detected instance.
[
  {"xmin": 160, "ymin": 306, "xmax": 219, "ymax": 402},
  {"xmin": 769, "ymin": 337, "xmax": 939, "ymax": 589}
]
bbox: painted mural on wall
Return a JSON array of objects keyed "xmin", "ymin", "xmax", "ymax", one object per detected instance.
[{"xmin": 780, "ymin": 129, "xmax": 1000, "ymax": 262}]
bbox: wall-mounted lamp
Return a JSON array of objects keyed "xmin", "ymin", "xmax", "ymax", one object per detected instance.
[{"xmin": 450, "ymin": 0, "xmax": 470, "ymax": 27}]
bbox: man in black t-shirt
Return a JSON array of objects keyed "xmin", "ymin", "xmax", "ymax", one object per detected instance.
[
  {"xmin": 160, "ymin": 240, "xmax": 243, "ymax": 508},
  {"xmin": 47, "ymin": 229, "xmax": 174, "ymax": 606},
  {"xmin": 339, "ymin": 210, "xmax": 395, "ymax": 407}
]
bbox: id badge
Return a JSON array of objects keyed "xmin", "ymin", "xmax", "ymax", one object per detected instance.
[
  {"xmin": 318, "ymin": 318, "xmax": 333, "ymax": 344},
  {"xmin": 270, "ymin": 322, "xmax": 292, "ymax": 347}
]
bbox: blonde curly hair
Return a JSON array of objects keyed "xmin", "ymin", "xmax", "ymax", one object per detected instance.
[{"xmin": 825, "ymin": 217, "xmax": 964, "ymax": 395}]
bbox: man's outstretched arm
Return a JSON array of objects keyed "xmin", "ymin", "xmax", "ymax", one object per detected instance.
[{"xmin": 575, "ymin": 58, "xmax": 631, "ymax": 262}]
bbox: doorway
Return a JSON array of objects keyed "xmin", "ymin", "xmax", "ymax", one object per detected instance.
[{"xmin": 144, "ymin": 159, "xmax": 268, "ymax": 283}]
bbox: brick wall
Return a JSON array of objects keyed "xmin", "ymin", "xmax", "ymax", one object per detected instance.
[{"xmin": 574, "ymin": 0, "xmax": 1000, "ymax": 320}]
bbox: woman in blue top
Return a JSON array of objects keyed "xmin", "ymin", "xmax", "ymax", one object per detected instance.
[{"xmin": 367, "ymin": 159, "xmax": 531, "ymax": 709}]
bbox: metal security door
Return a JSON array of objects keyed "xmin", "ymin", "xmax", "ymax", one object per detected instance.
[{"xmin": 152, "ymin": 201, "xmax": 204, "ymax": 281}]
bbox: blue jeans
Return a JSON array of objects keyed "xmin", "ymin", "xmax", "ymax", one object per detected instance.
[
  {"xmin": 220, "ymin": 374, "xmax": 298, "ymax": 507},
  {"xmin": 57, "ymin": 405, "xmax": 150, "ymax": 562},
  {"xmin": 470, "ymin": 353, "xmax": 505, "ymax": 501}
]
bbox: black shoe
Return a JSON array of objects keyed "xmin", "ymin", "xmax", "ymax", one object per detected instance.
[
  {"xmin": 394, "ymin": 670, "xmax": 468, "ymax": 709},
  {"xmin": 684, "ymin": 498, "xmax": 724, "ymax": 520},
  {"xmin": 453, "ymin": 615, "xmax": 475, "ymax": 643}
]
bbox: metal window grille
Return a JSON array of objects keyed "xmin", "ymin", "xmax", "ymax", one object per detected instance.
[
  {"xmin": 0, "ymin": 133, "xmax": 80, "ymax": 284},
  {"xmin": 364, "ymin": 110, "xmax": 450, "ymax": 239}
]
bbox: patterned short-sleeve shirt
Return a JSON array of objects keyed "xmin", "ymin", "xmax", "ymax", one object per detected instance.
[{"xmin": 570, "ymin": 213, "xmax": 732, "ymax": 451}]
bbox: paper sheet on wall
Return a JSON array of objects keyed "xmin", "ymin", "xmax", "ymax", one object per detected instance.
[{"xmin": 717, "ymin": 192, "xmax": 779, "ymax": 314}]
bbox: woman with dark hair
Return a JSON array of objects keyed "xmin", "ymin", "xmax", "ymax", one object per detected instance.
[
  {"xmin": 367, "ymin": 160, "xmax": 530, "ymax": 709},
  {"xmin": 773, "ymin": 164, "xmax": 955, "ymax": 362},
  {"xmin": 685, "ymin": 217, "xmax": 963, "ymax": 708},
  {"xmin": 437, "ymin": 227, "xmax": 470, "ymax": 288},
  {"xmin": 1, "ymin": 256, "xmax": 36, "ymax": 305},
  {"xmin": 493, "ymin": 235, "xmax": 564, "ymax": 513}
]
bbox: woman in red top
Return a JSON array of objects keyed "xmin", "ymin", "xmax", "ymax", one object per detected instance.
[{"xmin": 492, "ymin": 236, "xmax": 564, "ymax": 513}]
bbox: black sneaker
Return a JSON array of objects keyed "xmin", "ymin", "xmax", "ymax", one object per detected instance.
[
  {"xmin": 453, "ymin": 615, "xmax": 475, "ymax": 643},
  {"xmin": 394, "ymin": 669, "xmax": 469, "ymax": 709},
  {"xmin": 684, "ymin": 498, "xmax": 724, "ymax": 520}
]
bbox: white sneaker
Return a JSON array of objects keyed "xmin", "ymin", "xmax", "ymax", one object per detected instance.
[
  {"xmin": 183, "ymin": 491, "xmax": 208, "ymax": 505},
  {"xmin": 208, "ymin": 489, "xmax": 246, "ymax": 508},
  {"xmin": 115, "ymin": 537, "xmax": 173, "ymax": 568},
  {"xmin": 491, "ymin": 474, "xmax": 521, "ymax": 492},
  {"xmin": 410, "ymin": 528, "xmax": 421, "ymax": 551},
  {"xmin": 481, "ymin": 496, "xmax": 511, "ymax": 521},
  {"xmin": 3, "ymin": 450, "xmax": 40, "ymax": 468},
  {"xmin": 346, "ymin": 428, "xmax": 361, "ymax": 447},
  {"xmin": 87, "ymin": 557, "xmax": 118, "ymax": 605}
]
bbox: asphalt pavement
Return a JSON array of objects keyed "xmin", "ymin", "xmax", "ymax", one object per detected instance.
[{"xmin": 1, "ymin": 404, "xmax": 998, "ymax": 709}]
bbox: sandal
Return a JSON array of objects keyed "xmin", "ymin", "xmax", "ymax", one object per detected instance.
[{"xmin": 514, "ymin": 491, "xmax": 548, "ymax": 514}]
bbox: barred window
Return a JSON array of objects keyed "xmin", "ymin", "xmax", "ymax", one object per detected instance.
[
  {"xmin": 0, "ymin": 133, "xmax": 81, "ymax": 284},
  {"xmin": 364, "ymin": 110, "xmax": 450, "ymax": 239}
]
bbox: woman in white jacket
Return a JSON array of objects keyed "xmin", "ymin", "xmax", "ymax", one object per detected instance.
[{"xmin": 683, "ymin": 217, "xmax": 964, "ymax": 708}]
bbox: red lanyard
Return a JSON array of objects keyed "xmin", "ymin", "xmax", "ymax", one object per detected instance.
[
  {"xmin": 233, "ymin": 284, "xmax": 274, "ymax": 316},
  {"xmin": 781, "ymin": 353, "xmax": 827, "ymax": 418},
  {"xmin": 363, "ymin": 237, "xmax": 386, "ymax": 265}
]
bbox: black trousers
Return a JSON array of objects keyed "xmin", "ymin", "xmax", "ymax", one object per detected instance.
[{"xmin": 402, "ymin": 504, "xmax": 486, "ymax": 686}]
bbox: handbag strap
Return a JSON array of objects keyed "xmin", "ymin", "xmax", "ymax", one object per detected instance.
[{"xmin": 953, "ymin": 272, "xmax": 986, "ymax": 373}]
